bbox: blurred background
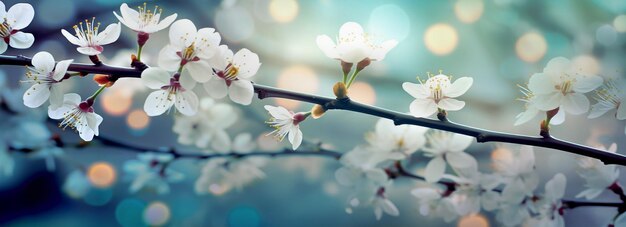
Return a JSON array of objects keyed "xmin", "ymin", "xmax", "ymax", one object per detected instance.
[{"xmin": 1, "ymin": 0, "xmax": 626, "ymax": 226}]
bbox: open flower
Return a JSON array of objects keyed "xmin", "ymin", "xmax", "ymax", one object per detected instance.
[
  {"xmin": 493, "ymin": 146, "xmax": 539, "ymax": 206},
  {"xmin": 48, "ymin": 93, "xmax": 103, "ymax": 141},
  {"xmin": 514, "ymin": 85, "xmax": 565, "ymax": 126},
  {"xmin": 264, "ymin": 105, "xmax": 307, "ymax": 150},
  {"xmin": 141, "ymin": 67, "xmax": 199, "ymax": 116},
  {"xmin": 158, "ymin": 19, "xmax": 220, "ymax": 83},
  {"xmin": 589, "ymin": 79, "xmax": 626, "ymax": 134},
  {"xmin": 371, "ymin": 188, "xmax": 399, "ymax": 220},
  {"xmin": 576, "ymin": 143, "xmax": 619, "ymax": 200},
  {"xmin": 411, "ymin": 187, "xmax": 460, "ymax": 223},
  {"xmin": 0, "ymin": 2, "xmax": 35, "ymax": 53},
  {"xmin": 403, "ymin": 73, "xmax": 473, "ymax": 118},
  {"xmin": 528, "ymin": 57, "xmax": 603, "ymax": 115},
  {"xmin": 204, "ymin": 45, "xmax": 261, "ymax": 105},
  {"xmin": 124, "ymin": 153, "xmax": 184, "ymax": 194},
  {"xmin": 22, "ymin": 51, "xmax": 73, "ymax": 109},
  {"xmin": 173, "ymin": 98, "xmax": 236, "ymax": 152},
  {"xmin": 422, "ymin": 131, "xmax": 476, "ymax": 183},
  {"xmin": 113, "ymin": 3, "xmax": 177, "ymax": 34},
  {"xmin": 534, "ymin": 173, "xmax": 567, "ymax": 227},
  {"xmin": 316, "ymin": 22, "xmax": 397, "ymax": 64},
  {"xmin": 365, "ymin": 118, "xmax": 428, "ymax": 162},
  {"xmin": 62, "ymin": 18, "xmax": 121, "ymax": 55}
]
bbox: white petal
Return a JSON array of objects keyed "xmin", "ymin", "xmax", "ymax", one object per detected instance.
[
  {"xmin": 151, "ymin": 13, "xmax": 178, "ymax": 33},
  {"xmin": 544, "ymin": 57, "xmax": 571, "ymax": 81},
  {"xmin": 77, "ymin": 46, "xmax": 103, "ymax": 55},
  {"xmin": 445, "ymin": 77, "xmax": 473, "ymax": 98},
  {"xmin": 402, "ymin": 82, "xmax": 429, "ymax": 99},
  {"xmin": 446, "ymin": 152, "xmax": 477, "ymax": 170},
  {"xmin": 381, "ymin": 199, "xmax": 400, "ymax": 216},
  {"xmin": 335, "ymin": 167, "xmax": 356, "ymax": 186},
  {"xmin": 141, "ymin": 68, "xmax": 171, "ymax": 89},
  {"xmin": 168, "ymin": 19, "xmax": 197, "ymax": 48},
  {"xmin": 528, "ymin": 73, "xmax": 555, "ymax": 95},
  {"xmin": 370, "ymin": 40, "xmax": 398, "ymax": 61},
  {"xmin": 264, "ymin": 105, "xmax": 292, "ymax": 120},
  {"xmin": 339, "ymin": 22, "xmax": 364, "ymax": 40},
  {"xmin": 0, "ymin": 41, "xmax": 7, "ymax": 54},
  {"xmin": 211, "ymin": 130, "xmax": 232, "ymax": 153},
  {"xmin": 0, "ymin": 3, "xmax": 6, "ymax": 20},
  {"xmin": 409, "ymin": 99, "xmax": 438, "ymax": 118},
  {"xmin": 514, "ymin": 107, "xmax": 539, "ymax": 126},
  {"xmin": 32, "ymin": 51, "xmax": 55, "ymax": 73},
  {"xmin": 194, "ymin": 28, "xmax": 220, "ymax": 59},
  {"xmin": 573, "ymin": 75, "xmax": 603, "ymax": 93},
  {"xmin": 588, "ymin": 102, "xmax": 614, "ymax": 119},
  {"xmin": 549, "ymin": 109, "xmax": 565, "ymax": 125},
  {"xmin": 7, "ymin": 3, "xmax": 34, "ymax": 30},
  {"xmin": 61, "ymin": 29, "xmax": 82, "ymax": 46},
  {"xmin": 8, "ymin": 32, "xmax": 34, "ymax": 49},
  {"xmin": 425, "ymin": 157, "xmax": 446, "ymax": 182},
  {"xmin": 450, "ymin": 134, "xmax": 473, "ymax": 151},
  {"xmin": 228, "ymin": 80, "xmax": 254, "ymax": 105},
  {"xmin": 204, "ymin": 77, "xmax": 228, "ymax": 99},
  {"xmin": 232, "ymin": 48, "xmax": 261, "ymax": 79},
  {"xmin": 316, "ymin": 35, "xmax": 339, "ymax": 59},
  {"xmin": 115, "ymin": 4, "xmax": 139, "ymax": 31},
  {"xmin": 534, "ymin": 93, "xmax": 562, "ymax": 111},
  {"xmin": 336, "ymin": 42, "xmax": 370, "ymax": 63},
  {"xmin": 95, "ymin": 23, "xmax": 121, "ymax": 45},
  {"xmin": 288, "ymin": 127, "xmax": 303, "ymax": 150},
  {"xmin": 175, "ymin": 90, "xmax": 199, "ymax": 116},
  {"xmin": 184, "ymin": 61, "xmax": 211, "ymax": 83},
  {"xmin": 53, "ymin": 59, "xmax": 73, "ymax": 81},
  {"xmin": 437, "ymin": 98, "xmax": 465, "ymax": 111},
  {"xmin": 179, "ymin": 73, "xmax": 197, "ymax": 90},
  {"xmin": 23, "ymin": 83, "xmax": 50, "ymax": 108},
  {"xmin": 208, "ymin": 45, "xmax": 232, "ymax": 70},
  {"xmin": 48, "ymin": 85, "xmax": 63, "ymax": 109},
  {"xmin": 157, "ymin": 45, "xmax": 182, "ymax": 71},
  {"xmin": 617, "ymin": 104, "xmax": 626, "ymax": 120},
  {"xmin": 86, "ymin": 113, "xmax": 103, "ymax": 136},
  {"xmin": 561, "ymin": 93, "xmax": 589, "ymax": 115},
  {"xmin": 144, "ymin": 90, "xmax": 174, "ymax": 116},
  {"xmin": 545, "ymin": 173, "xmax": 566, "ymax": 200}
]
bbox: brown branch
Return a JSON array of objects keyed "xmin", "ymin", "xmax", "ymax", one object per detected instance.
[{"xmin": 0, "ymin": 54, "xmax": 624, "ymax": 165}]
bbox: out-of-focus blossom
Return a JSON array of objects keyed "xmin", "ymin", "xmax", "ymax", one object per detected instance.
[
  {"xmin": 335, "ymin": 147, "xmax": 389, "ymax": 195},
  {"xmin": 63, "ymin": 170, "xmax": 91, "ymax": 198},
  {"xmin": 22, "ymin": 51, "xmax": 73, "ymax": 109},
  {"xmin": 446, "ymin": 170, "xmax": 502, "ymax": 215},
  {"xmin": 576, "ymin": 143, "xmax": 619, "ymax": 200},
  {"xmin": 113, "ymin": 3, "xmax": 177, "ymax": 34},
  {"xmin": 403, "ymin": 73, "xmax": 473, "ymax": 118},
  {"xmin": 173, "ymin": 98, "xmax": 236, "ymax": 152},
  {"xmin": 371, "ymin": 188, "xmax": 399, "ymax": 220},
  {"xmin": 0, "ymin": 142, "xmax": 13, "ymax": 177},
  {"xmin": 365, "ymin": 118, "xmax": 427, "ymax": 161},
  {"xmin": 422, "ymin": 131, "xmax": 476, "ymax": 183},
  {"xmin": 264, "ymin": 105, "xmax": 307, "ymax": 150},
  {"xmin": 411, "ymin": 187, "xmax": 460, "ymax": 223},
  {"xmin": 204, "ymin": 46, "xmax": 261, "ymax": 105},
  {"xmin": 141, "ymin": 67, "xmax": 198, "ymax": 116},
  {"xmin": 62, "ymin": 18, "xmax": 121, "ymax": 55},
  {"xmin": 533, "ymin": 173, "xmax": 567, "ymax": 227},
  {"xmin": 48, "ymin": 93, "xmax": 102, "ymax": 141},
  {"xmin": 0, "ymin": 2, "xmax": 35, "ymax": 53},
  {"xmin": 494, "ymin": 146, "xmax": 539, "ymax": 207},
  {"xmin": 588, "ymin": 79, "xmax": 626, "ymax": 134},
  {"xmin": 316, "ymin": 22, "xmax": 397, "ymax": 63},
  {"xmin": 124, "ymin": 152, "xmax": 184, "ymax": 194}
]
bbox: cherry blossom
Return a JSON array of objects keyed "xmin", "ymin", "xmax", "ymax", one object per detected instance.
[
  {"xmin": 589, "ymin": 79, "xmax": 626, "ymax": 134},
  {"xmin": 158, "ymin": 19, "xmax": 220, "ymax": 83},
  {"xmin": 264, "ymin": 105, "xmax": 307, "ymax": 150},
  {"xmin": 493, "ymin": 146, "xmax": 539, "ymax": 206},
  {"xmin": 446, "ymin": 170, "xmax": 502, "ymax": 215},
  {"xmin": 22, "ymin": 51, "xmax": 73, "ymax": 109},
  {"xmin": 0, "ymin": 2, "xmax": 35, "ymax": 54},
  {"xmin": 61, "ymin": 18, "xmax": 121, "ymax": 55},
  {"xmin": 371, "ymin": 188, "xmax": 399, "ymax": 220},
  {"xmin": 124, "ymin": 153, "xmax": 184, "ymax": 194},
  {"xmin": 365, "ymin": 118, "xmax": 428, "ymax": 160},
  {"xmin": 422, "ymin": 131, "xmax": 476, "ymax": 182},
  {"xmin": 113, "ymin": 3, "xmax": 177, "ymax": 34},
  {"xmin": 411, "ymin": 187, "xmax": 460, "ymax": 223},
  {"xmin": 204, "ymin": 45, "xmax": 261, "ymax": 105},
  {"xmin": 576, "ymin": 143, "xmax": 619, "ymax": 200},
  {"xmin": 316, "ymin": 22, "xmax": 397, "ymax": 63},
  {"xmin": 173, "ymin": 98, "xmax": 236, "ymax": 152},
  {"xmin": 534, "ymin": 173, "xmax": 567, "ymax": 227},
  {"xmin": 514, "ymin": 85, "xmax": 566, "ymax": 126},
  {"xmin": 403, "ymin": 73, "xmax": 473, "ymax": 118},
  {"xmin": 48, "ymin": 93, "xmax": 103, "ymax": 141},
  {"xmin": 141, "ymin": 67, "xmax": 199, "ymax": 116},
  {"xmin": 528, "ymin": 57, "xmax": 603, "ymax": 115}
]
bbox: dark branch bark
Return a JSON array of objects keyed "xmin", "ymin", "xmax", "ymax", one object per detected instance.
[{"xmin": 1, "ymin": 54, "xmax": 625, "ymax": 165}]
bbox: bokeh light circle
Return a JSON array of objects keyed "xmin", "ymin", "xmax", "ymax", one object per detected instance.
[
  {"xmin": 87, "ymin": 162, "xmax": 116, "ymax": 188},
  {"xmin": 515, "ymin": 32, "xmax": 547, "ymax": 62},
  {"xmin": 127, "ymin": 109, "xmax": 151, "ymax": 130},
  {"xmin": 269, "ymin": 0, "xmax": 299, "ymax": 23},
  {"xmin": 116, "ymin": 199, "xmax": 147, "ymax": 227},
  {"xmin": 348, "ymin": 82, "xmax": 376, "ymax": 105},
  {"xmin": 101, "ymin": 88, "xmax": 132, "ymax": 116},
  {"xmin": 368, "ymin": 4, "xmax": 411, "ymax": 41},
  {"xmin": 424, "ymin": 23, "xmax": 459, "ymax": 56},
  {"xmin": 458, "ymin": 214, "xmax": 490, "ymax": 227},
  {"xmin": 455, "ymin": 0, "xmax": 484, "ymax": 24},
  {"xmin": 614, "ymin": 15, "xmax": 626, "ymax": 32},
  {"xmin": 215, "ymin": 6, "xmax": 255, "ymax": 43},
  {"xmin": 596, "ymin": 24, "xmax": 617, "ymax": 46},
  {"xmin": 276, "ymin": 65, "xmax": 319, "ymax": 109},
  {"xmin": 572, "ymin": 55, "xmax": 601, "ymax": 75},
  {"xmin": 144, "ymin": 201, "xmax": 171, "ymax": 226}
]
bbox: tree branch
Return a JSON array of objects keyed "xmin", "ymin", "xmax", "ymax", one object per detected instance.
[{"xmin": 0, "ymin": 54, "xmax": 624, "ymax": 165}]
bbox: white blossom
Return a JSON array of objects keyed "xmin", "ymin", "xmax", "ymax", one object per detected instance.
[
  {"xmin": 173, "ymin": 97, "xmax": 236, "ymax": 152},
  {"xmin": 514, "ymin": 85, "xmax": 565, "ymax": 126},
  {"xmin": 204, "ymin": 45, "xmax": 261, "ymax": 105},
  {"xmin": 158, "ymin": 19, "xmax": 220, "ymax": 83},
  {"xmin": 494, "ymin": 146, "xmax": 539, "ymax": 206},
  {"xmin": 113, "ymin": 3, "xmax": 177, "ymax": 34},
  {"xmin": 48, "ymin": 93, "xmax": 103, "ymax": 141},
  {"xmin": 588, "ymin": 79, "xmax": 626, "ymax": 134},
  {"xmin": 316, "ymin": 22, "xmax": 397, "ymax": 63},
  {"xmin": 422, "ymin": 131, "xmax": 476, "ymax": 183},
  {"xmin": 411, "ymin": 187, "xmax": 460, "ymax": 223},
  {"xmin": 61, "ymin": 18, "xmax": 121, "ymax": 55},
  {"xmin": 141, "ymin": 67, "xmax": 199, "ymax": 116},
  {"xmin": 0, "ymin": 2, "xmax": 35, "ymax": 53},
  {"xmin": 528, "ymin": 57, "xmax": 603, "ymax": 115},
  {"xmin": 22, "ymin": 51, "xmax": 73, "ymax": 109},
  {"xmin": 335, "ymin": 147, "xmax": 389, "ymax": 197},
  {"xmin": 533, "ymin": 173, "xmax": 567, "ymax": 227},
  {"xmin": 365, "ymin": 118, "xmax": 428, "ymax": 161},
  {"xmin": 446, "ymin": 170, "xmax": 502, "ymax": 215},
  {"xmin": 371, "ymin": 188, "xmax": 399, "ymax": 220},
  {"xmin": 403, "ymin": 73, "xmax": 473, "ymax": 118},
  {"xmin": 264, "ymin": 105, "xmax": 306, "ymax": 150},
  {"xmin": 575, "ymin": 143, "xmax": 619, "ymax": 200},
  {"xmin": 124, "ymin": 152, "xmax": 184, "ymax": 194}
]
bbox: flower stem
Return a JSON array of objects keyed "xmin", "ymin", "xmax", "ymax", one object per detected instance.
[
  {"xmin": 346, "ymin": 69, "xmax": 361, "ymax": 88},
  {"xmin": 88, "ymin": 85, "xmax": 107, "ymax": 101},
  {"xmin": 136, "ymin": 45, "xmax": 143, "ymax": 61}
]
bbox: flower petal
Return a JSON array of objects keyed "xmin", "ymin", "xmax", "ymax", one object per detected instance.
[
  {"xmin": 77, "ymin": 46, "xmax": 103, "ymax": 55},
  {"xmin": 402, "ymin": 82, "xmax": 429, "ymax": 99},
  {"xmin": 446, "ymin": 152, "xmax": 477, "ymax": 170},
  {"xmin": 437, "ymin": 98, "xmax": 465, "ymax": 111},
  {"xmin": 9, "ymin": 31, "xmax": 34, "ymax": 49},
  {"xmin": 151, "ymin": 13, "xmax": 178, "ymax": 33},
  {"xmin": 204, "ymin": 76, "xmax": 228, "ymax": 99},
  {"xmin": 48, "ymin": 85, "xmax": 63, "ymax": 109},
  {"xmin": 143, "ymin": 90, "xmax": 174, "ymax": 116},
  {"xmin": 409, "ymin": 99, "xmax": 438, "ymax": 118},
  {"xmin": 534, "ymin": 93, "xmax": 562, "ymax": 111},
  {"xmin": 228, "ymin": 80, "xmax": 254, "ymax": 105},
  {"xmin": 95, "ymin": 23, "xmax": 121, "ymax": 45},
  {"xmin": 53, "ymin": 59, "xmax": 73, "ymax": 81},
  {"xmin": 232, "ymin": 48, "xmax": 261, "ymax": 79},
  {"xmin": 339, "ymin": 22, "xmax": 364, "ymax": 40},
  {"xmin": 316, "ymin": 35, "xmax": 339, "ymax": 59},
  {"xmin": 179, "ymin": 73, "xmax": 197, "ymax": 90},
  {"xmin": 561, "ymin": 93, "xmax": 589, "ymax": 115},
  {"xmin": 550, "ymin": 109, "xmax": 565, "ymax": 125},
  {"xmin": 194, "ymin": 28, "xmax": 220, "ymax": 59},
  {"xmin": 445, "ymin": 77, "xmax": 473, "ymax": 98},
  {"xmin": 175, "ymin": 90, "xmax": 199, "ymax": 116},
  {"xmin": 424, "ymin": 157, "xmax": 446, "ymax": 183},
  {"xmin": 288, "ymin": 126, "xmax": 303, "ymax": 150},
  {"xmin": 369, "ymin": 39, "xmax": 398, "ymax": 61},
  {"xmin": 545, "ymin": 173, "xmax": 566, "ymax": 200},
  {"xmin": 528, "ymin": 73, "xmax": 555, "ymax": 95},
  {"xmin": 141, "ymin": 67, "xmax": 170, "ymax": 89},
  {"xmin": 573, "ymin": 75, "xmax": 603, "ymax": 93},
  {"xmin": 23, "ymin": 83, "xmax": 50, "ymax": 108},
  {"xmin": 32, "ymin": 51, "xmax": 55, "ymax": 73},
  {"xmin": 7, "ymin": 3, "xmax": 34, "ymax": 30},
  {"xmin": 617, "ymin": 104, "xmax": 626, "ymax": 120},
  {"xmin": 588, "ymin": 102, "xmax": 615, "ymax": 119},
  {"xmin": 61, "ymin": 29, "xmax": 82, "ymax": 46},
  {"xmin": 0, "ymin": 41, "xmax": 7, "ymax": 54},
  {"xmin": 157, "ymin": 45, "xmax": 182, "ymax": 71},
  {"xmin": 184, "ymin": 61, "xmax": 211, "ymax": 83}
]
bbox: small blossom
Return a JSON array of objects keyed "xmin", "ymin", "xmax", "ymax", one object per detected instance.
[
  {"xmin": 264, "ymin": 105, "xmax": 307, "ymax": 150},
  {"xmin": 365, "ymin": 118, "xmax": 428, "ymax": 161},
  {"xmin": 173, "ymin": 97, "xmax": 236, "ymax": 152},
  {"xmin": 528, "ymin": 57, "xmax": 603, "ymax": 115},
  {"xmin": 534, "ymin": 173, "xmax": 567, "ymax": 227},
  {"xmin": 62, "ymin": 18, "xmax": 121, "ymax": 55},
  {"xmin": 316, "ymin": 22, "xmax": 398, "ymax": 64},
  {"xmin": 588, "ymin": 79, "xmax": 626, "ymax": 134},
  {"xmin": 493, "ymin": 146, "xmax": 539, "ymax": 205},
  {"xmin": 371, "ymin": 188, "xmax": 399, "ymax": 220},
  {"xmin": 422, "ymin": 131, "xmax": 476, "ymax": 183},
  {"xmin": 22, "ymin": 51, "xmax": 73, "ymax": 109},
  {"xmin": 411, "ymin": 187, "xmax": 460, "ymax": 223},
  {"xmin": 403, "ymin": 73, "xmax": 473, "ymax": 118},
  {"xmin": 0, "ymin": 2, "xmax": 35, "ymax": 53},
  {"xmin": 158, "ymin": 19, "xmax": 220, "ymax": 83},
  {"xmin": 204, "ymin": 45, "xmax": 261, "ymax": 105},
  {"xmin": 113, "ymin": 3, "xmax": 177, "ymax": 34},
  {"xmin": 514, "ymin": 85, "xmax": 565, "ymax": 126},
  {"xmin": 141, "ymin": 67, "xmax": 199, "ymax": 116},
  {"xmin": 446, "ymin": 170, "xmax": 502, "ymax": 215},
  {"xmin": 124, "ymin": 152, "xmax": 184, "ymax": 194},
  {"xmin": 335, "ymin": 147, "xmax": 389, "ymax": 199},
  {"xmin": 48, "ymin": 93, "xmax": 103, "ymax": 141},
  {"xmin": 575, "ymin": 143, "xmax": 619, "ymax": 200}
]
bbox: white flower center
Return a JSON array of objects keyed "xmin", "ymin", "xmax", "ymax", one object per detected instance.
[
  {"xmin": 426, "ymin": 75, "xmax": 451, "ymax": 102},
  {"xmin": 73, "ymin": 17, "xmax": 101, "ymax": 47},
  {"xmin": 22, "ymin": 67, "xmax": 60, "ymax": 87},
  {"xmin": 596, "ymin": 80, "xmax": 622, "ymax": 107},
  {"xmin": 137, "ymin": 3, "xmax": 162, "ymax": 28},
  {"xmin": 555, "ymin": 80, "xmax": 573, "ymax": 95},
  {"xmin": 58, "ymin": 103, "xmax": 93, "ymax": 132}
]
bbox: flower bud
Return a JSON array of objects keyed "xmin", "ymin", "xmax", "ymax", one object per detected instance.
[
  {"xmin": 137, "ymin": 31, "xmax": 150, "ymax": 47},
  {"xmin": 341, "ymin": 61, "xmax": 353, "ymax": 76},
  {"xmin": 333, "ymin": 82, "xmax": 348, "ymax": 99},
  {"xmin": 310, "ymin": 104, "xmax": 326, "ymax": 119},
  {"xmin": 356, "ymin": 58, "xmax": 371, "ymax": 71},
  {"xmin": 93, "ymin": 74, "xmax": 116, "ymax": 87}
]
